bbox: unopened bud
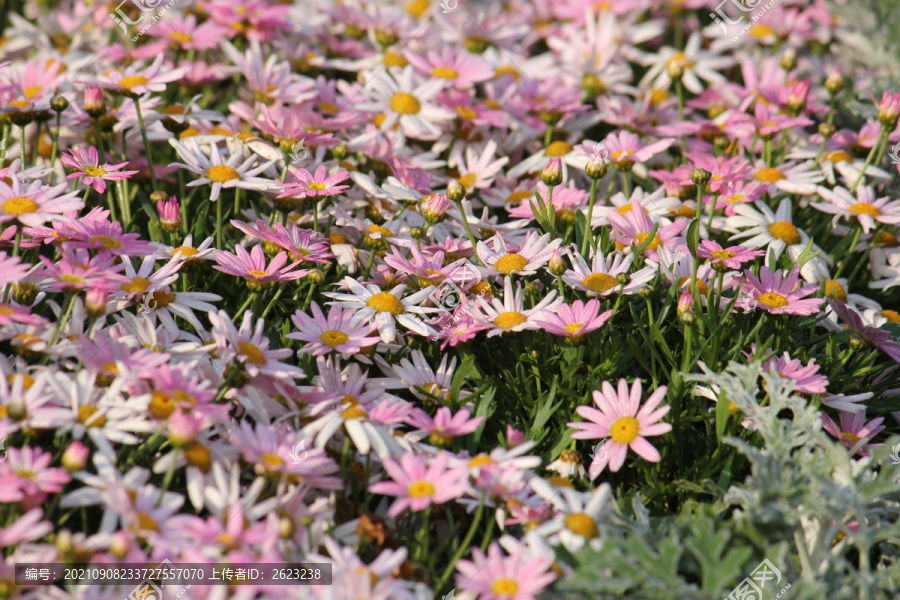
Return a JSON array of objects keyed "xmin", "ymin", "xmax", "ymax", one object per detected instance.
[
  {"xmin": 420, "ymin": 194, "xmax": 450, "ymax": 222},
  {"xmin": 13, "ymin": 281, "xmax": 38, "ymax": 305},
  {"xmin": 818, "ymin": 123, "xmax": 836, "ymax": 139},
  {"xmin": 877, "ymin": 91, "xmax": 900, "ymax": 130},
  {"xmin": 616, "ymin": 273, "xmax": 630, "ymax": 286},
  {"xmin": 156, "ymin": 194, "xmax": 182, "ymax": 232},
  {"xmin": 85, "ymin": 287, "xmax": 108, "ymax": 318},
  {"xmin": 410, "ymin": 226, "xmax": 425, "ymax": 239},
  {"xmin": 548, "ymin": 250, "xmax": 566, "ymax": 276},
  {"xmin": 279, "ymin": 515, "xmax": 295, "ymax": 538},
  {"xmin": 667, "ymin": 60, "xmax": 684, "ymax": 81},
  {"xmin": 585, "ymin": 157, "xmax": 609, "ymax": 180},
  {"xmin": 848, "ymin": 331, "xmax": 866, "ymax": 350},
  {"xmin": 55, "ymin": 530, "xmax": 73, "ymax": 555},
  {"xmin": 374, "ymin": 29, "xmax": 398, "ymax": 47},
  {"xmin": 62, "ymin": 441, "xmax": 90, "ymax": 472},
  {"xmin": 786, "ymin": 79, "xmax": 810, "ymax": 115},
  {"xmin": 638, "ymin": 286, "xmax": 653, "ymax": 299},
  {"xmin": 541, "ymin": 157, "xmax": 563, "ymax": 187},
  {"xmin": 51, "ymin": 95, "xmax": 69, "ymax": 113},
  {"xmin": 447, "ymin": 179, "xmax": 466, "ymax": 202},
  {"xmin": 780, "ymin": 48, "xmax": 797, "ymax": 72},
  {"xmin": 690, "ymin": 168, "xmax": 711, "ymax": 186},
  {"xmin": 332, "ymin": 142, "xmax": 350, "ymax": 161},
  {"xmin": 825, "ymin": 69, "xmax": 843, "ymax": 96},
  {"xmin": 677, "ymin": 291, "xmax": 695, "ymax": 319},
  {"xmin": 110, "ymin": 531, "xmax": 130, "ymax": 559},
  {"xmin": 84, "ymin": 86, "xmax": 106, "ymax": 118},
  {"xmin": 7, "ymin": 399, "xmax": 26, "ymax": 420},
  {"xmin": 308, "ymin": 268, "xmax": 325, "ymax": 284},
  {"xmin": 523, "ymin": 281, "xmax": 540, "ymax": 295}
]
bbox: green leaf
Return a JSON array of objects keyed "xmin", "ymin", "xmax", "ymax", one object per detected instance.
[
  {"xmin": 575, "ymin": 209, "xmax": 588, "ymax": 251},
  {"xmin": 686, "ymin": 219, "xmax": 700, "ymax": 258},
  {"xmin": 791, "ymin": 237, "xmax": 820, "ymax": 270},
  {"xmin": 633, "ymin": 221, "xmax": 660, "ymax": 255},
  {"xmin": 715, "ymin": 391, "xmax": 731, "ymax": 445}
]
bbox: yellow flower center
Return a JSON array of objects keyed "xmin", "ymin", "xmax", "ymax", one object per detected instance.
[
  {"xmin": 149, "ymin": 391, "xmax": 175, "ymax": 419},
  {"xmin": 382, "ymin": 52, "xmax": 408, "ymax": 68},
  {"xmin": 431, "ymin": 67, "xmax": 458, "ymax": 79},
  {"xmin": 749, "ymin": 23, "xmax": 775, "ymax": 38},
  {"xmin": 455, "ymin": 105, "xmax": 478, "ymax": 119},
  {"xmin": 307, "ymin": 182, "xmax": 328, "ymax": 190},
  {"xmin": 136, "ymin": 512, "xmax": 159, "ymax": 532},
  {"xmin": 823, "ymin": 150, "xmax": 852, "ymax": 163},
  {"xmin": 768, "ymin": 221, "xmax": 801, "ymax": 245},
  {"xmin": 505, "ymin": 190, "xmax": 533, "ymax": 204},
  {"xmin": 610, "ymin": 415, "xmax": 640, "ymax": 444},
  {"xmin": 120, "ymin": 277, "xmax": 151, "ymax": 294},
  {"xmin": 582, "ymin": 272, "xmax": 618, "ymax": 293},
  {"xmin": 390, "ymin": 92, "xmax": 421, "ymax": 115},
  {"xmin": 247, "ymin": 269, "xmax": 269, "ymax": 279},
  {"xmin": 881, "ymin": 309, "xmax": 900, "ymax": 323},
  {"xmin": 259, "ymin": 453, "xmax": 285, "ymax": 468},
  {"xmin": 3, "ymin": 197, "xmax": 39, "ymax": 216},
  {"xmin": 405, "ymin": 0, "xmax": 430, "ymax": 17},
  {"xmin": 77, "ymin": 405, "xmax": 106, "ymax": 428},
  {"xmin": 147, "ymin": 290, "xmax": 176, "ymax": 308},
  {"xmin": 184, "ymin": 441, "xmax": 211, "ymax": 473},
  {"xmin": 848, "ymin": 203, "xmax": 881, "ymax": 217},
  {"xmin": 457, "ymin": 173, "xmax": 478, "ymax": 189},
  {"xmin": 678, "ymin": 276, "xmax": 709, "ymax": 295},
  {"xmin": 710, "ymin": 250, "xmax": 736, "ymax": 260},
  {"xmin": 23, "ymin": 85, "xmax": 42, "ymax": 99},
  {"xmin": 841, "ymin": 432, "xmax": 860, "ymax": 444},
  {"xmin": 319, "ymin": 330, "xmax": 349, "ymax": 348},
  {"xmin": 491, "ymin": 578, "xmax": 520, "ymax": 596},
  {"xmin": 564, "ymin": 513, "xmax": 599, "ymax": 538},
  {"xmin": 468, "ymin": 454, "xmax": 494, "ymax": 468},
  {"xmin": 649, "ymin": 88, "xmax": 670, "ymax": 105},
  {"xmin": 173, "ymin": 246, "xmax": 199, "ymax": 257},
  {"xmin": 494, "ymin": 65, "xmax": 519, "ymax": 80},
  {"xmin": 824, "ymin": 279, "xmax": 847, "ymax": 302},
  {"xmin": 493, "ymin": 311, "xmax": 527, "ymax": 329},
  {"xmin": 170, "ymin": 31, "xmax": 192, "ymax": 44},
  {"xmin": 341, "ymin": 405, "xmax": 368, "ymax": 420},
  {"xmin": 635, "ymin": 232, "xmax": 662, "ymax": 251},
  {"xmin": 83, "ymin": 165, "xmax": 107, "ymax": 177},
  {"xmin": 407, "ymin": 480, "xmax": 436, "ymax": 498},
  {"xmin": 544, "ymin": 140, "xmax": 573, "ymax": 157},
  {"xmin": 237, "ymin": 341, "xmax": 267, "ymax": 365},
  {"xmin": 563, "ymin": 323, "xmax": 583, "ymax": 335},
  {"xmin": 754, "ymin": 167, "xmax": 786, "ymax": 183},
  {"xmin": 666, "ymin": 52, "xmax": 695, "ymax": 70},
  {"xmin": 206, "ymin": 165, "xmax": 241, "ymax": 183},
  {"xmin": 61, "ymin": 274, "xmax": 85, "ymax": 285},
  {"xmin": 366, "ymin": 292, "xmax": 404, "ymax": 315},
  {"xmin": 615, "ymin": 203, "xmax": 634, "ymax": 215},
  {"xmin": 757, "ymin": 292, "xmax": 789, "ymax": 308},
  {"xmin": 90, "ymin": 235, "xmax": 122, "ymax": 249},
  {"xmin": 367, "ymin": 224, "xmax": 393, "ymax": 238},
  {"xmin": 494, "ymin": 253, "xmax": 528, "ymax": 275},
  {"xmin": 117, "ymin": 75, "xmax": 149, "ymax": 89}
]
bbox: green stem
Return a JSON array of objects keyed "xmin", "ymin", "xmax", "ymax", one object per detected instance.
[
  {"xmin": 216, "ymin": 198, "xmax": 224, "ymax": 250},
  {"xmin": 543, "ymin": 125, "xmax": 554, "ymax": 147},
  {"xmin": 19, "ymin": 126, "xmax": 27, "ymax": 168},
  {"xmin": 435, "ymin": 493, "xmax": 485, "ymax": 592},
  {"xmin": 811, "ymin": 135, "xmax": 829, "ymax": 169},
  {"xmin": 47, "ymin": 112, "xmax": 63, "ymax": 184},
  {"xmin": 157, "ymin": 449, "xmax": 179, "ymax": 506},
  {"xmin": 133, "ymin": 96, "xmax": 159, "ymax": 190},
  {"xmin": 833, "ymin": 226, "xmax": 862, "ymax": 280},
  {"xmin": 581, "ymin": 179, "xmax": 600, "ymax": 256},
  {"xmin": 48, "ymin": 294, "xmax": 76, "ymax": 347},
  {"xmin": 453, "ymin": 199, "xmax": 484, "ymax": 266},
  {"xmin": 260, "ymin": 287, "xmax": 284, "ymax": 320},
  {"xmin": 850, "ymin": 130, "xmax": 886, "ymax": 193},
  {"xmin": 232, "ymin": 292, "xmax": 257, "ymax": 323},
  {"xmin": 93, "ymin": 118, "xmax": 106, "ymax": 164}
]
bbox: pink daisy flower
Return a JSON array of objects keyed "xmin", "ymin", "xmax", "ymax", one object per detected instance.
[
  {"xmin": 827, "ymin": 299, "xmax": 900, "ymax": 363},
  {"xmin": 813, "ymin": 185, "xmax": 900, "ymax": 234},
  {"xmin": 0, "ymin": 174, "xmax": 83, "ymax": 227},
  {"xmin": 538, "ymin": 299, "xmax": 612, "ymax": 342},
  {"xmin": 606, "ymin": 199, "xmax": 687, "ymax": 259},
  {"xmin": 455, "ymin": 540, "xmax": 557, "ymax": 600},
  {"xmin": 369, "ymin": 451, "xmax": 469, "ymax": 518},
  {"xmin": 286, "ymin": 302, "xmax": 381, "ymax": 356},
  {"xmin": 85, "ymin": 55, "xmax": 188, "ymax": 96},
  {"xmin": 603, "ymin": 130, "xmax": 674, "ymax": 170},
  {"xmin": 761, "ymin": 352, "xmax": 829, "ymax": 394},
  {"xmin": 277, "ymin": 165, "xmax": 351, "ymax": 200},
  {"xmin": 405, "ymin": 406, "xmax": 485, "ymax": 446},
  {"xmin": 60, "ymin": 146, "xmax": 139, "ymax": 194},
  {"xmin": 213, "ymin": 244, "xmax": 308, "ymax": 290},
  {"xmin": 0, "ymin": 446, "xmax": 71, "ymax": 509},
  {"xmin": 568, "ymin": 378, "xmax": 672, "ymax": 479},
  {"xmin": 406, "ymin": 46, "xmax": 493, "ymax": 89},
  {"xmin": 736, "ymin": 265, "xmax": 824, "ymax": 316},
  {"xmin": 821, "ymin": 410, "xmax": 885, "ymax": 457},
  {"xmin": 696, "ymin": 240, "xmax": 765, "ymax": 271},
  {"xmin": 0, "ymin": 252, "xmax": 29, "ymax": 287}
]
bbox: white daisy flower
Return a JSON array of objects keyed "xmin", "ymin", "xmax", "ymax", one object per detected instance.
[
  {"xmin": 476, "ymin": 231, "xmax": 562, "ymax": 278},
  {"xmin": 169, "ymin": 138, "xmax": 276, "ymax": 202},
  {"xmin": 562, "ymin": 250, "xmax": 657, "ymax": 297},
  {"xmin": 530, "ymin": 478, "xmax": 613, "ymax": 552},
  {"xmin": 324, "ymin": 277, "xmax": 439, "ymax": 343},
  {"xmin": 356, "ymin": 65, "xmax": 454, "ymax": 140},
  {"xmin": 749, "ymin": 160, "xmax": 824, "ymax": 196},
  {"xmin": 467, "ymin": 277, "xmax": 561, "ymax": 337},
  {"xmin": 637, "ymin": 31, "xmax": 734, "ymax": 94}
]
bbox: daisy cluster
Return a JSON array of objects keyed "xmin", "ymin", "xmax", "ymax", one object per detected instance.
[{"xmin": 0, "ymin": 0, "xmax": 899, "ymax": 599}]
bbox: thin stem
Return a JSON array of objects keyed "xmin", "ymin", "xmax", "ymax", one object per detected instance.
[
  {"xmin": 543, "ymin": 125, "xmax": 554, "ymax": 147},
  {"xmin": 581, "ymin": 178, "xmax": 600, "ymax": 256},
  {"xmin": 453, "ymin": 199, "xmax": 484, "ymax": 266},
  {"xmin": 19, "ymin": 126, "xmax": 27, "ymax": 168},
  {"xmin": 260, "ymin": 286, "xmax": 285, "ymax": 320},
  {"xmin": 435, "ymin": 493, "xmax": 485, "ymax": 592},
  {"xmin": 133, "ymin": 96, "xmax": 159, "ymax": 190},
  {"xmin": 832, "ymin": 226, "xmax": 862, "ymax": 280},
  {"xmin": 47, "ymin": 112, "xmax": 63, "ymax": 184},
  {"xmin": 216, "ymin": 198, "xmax": 224, "ymax": 250},
  {"xmin": 850, "ymin": 130, "xmax": 885, "ymax": 193}
]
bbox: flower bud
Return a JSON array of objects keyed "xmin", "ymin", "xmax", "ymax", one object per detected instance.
[
  {"xmin": 616, "ymin": 272, "xmax": 630, "ymax": 286},
  {"xmin": 410, "ymin": 226, "xmax": 425, "ymax": 239},
  {"xmin": 638, "ymin": 286, "xmax": 653, "ymax": 299},
  {"xmin": 506, "ymin": 425, "xmax": 525, "ymax": 449},
  {"xmin": 523, "ymin": 281, "xmax": 540, "ymax": 295},
  {"xmin": 818, "ymin": 123, "xmax": 836, "ymax": 139},
  {"xmin": 110, "ymin": 531, "xmax": 130, "ymax": 559},
  {"xmin": 308, "ymin": 268, "xmax": 325, "ymax": 284},
  {"xmin": 541, "ymin": 157, "xmax": 563, "ymax": 187},
  {"xmin": 50, "ymin": 95, "xmax": 69, "ymax": 113},
  {"xmin": 332, "ymin": 141, "xmax": 350, "ymax": 161},
  {"xmin": 85, "ymin": 287, "xmax": 109, "ymax": 318},
  {"xmin": 7, "ymin": 399, "xmax": 26, "ymax": 420},
  {"xmin": 156, "ymin": 195, "xmax": 182, "ymax": 232},
  {"xmin": 877, "ymin": 91, "xmax": 900, "ymax": 130},
  {"xmin": 55, "ymin": 530, "xmax": 73, "ymax": 555},
  {"xmin": 420, "ymin": 194, "xmax": 450, "ymax": 222},
  {"xmin": 825, "ymin": 69, "xmax": 843, "ymax": 96},
  {"xmin": 13, "ymin": 281, "xmax": 38, "ymax": 305},
  {"xmin": 62, "ymin": 441, "xmax": 90, "ymax": 472},
  {"xmin": 585, "ymin": 157, "xmax": 609, "ymax": 180},
  {"xmin": 677, "ymin": 291, "xmax": 695, "ymax": 322},
  {"xmin": 667, "ymin": 60, "xmax": 684, "ymax": 81},
  {"xmin": 690, "ymin": 168, "xmax": 711, "ymax": 186},
  {"xmin": 84, "ymin": 86, "xmax": 106, "ymax": 118},
  {"xmin": 787, "ymin": 79, "xmax": 809, "ymax": 115},
  {"xmin": 447, "ymin": 179, "xmax": 466, "ymax": 202},
  {"xmin": 779, "ymin": 48, "xmax": 797, "ymax": 72},
  {"xmin": 548, "ymin": 250, "xmax": 566, "ymax": 276}
]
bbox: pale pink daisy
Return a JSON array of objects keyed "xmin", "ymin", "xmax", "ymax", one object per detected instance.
[
  {"xmin": 286, "ymin": 302, "xmax": 381, "ymax": 356},
  {"xmin": 468, "ymin": 277, "xmax": 561, "ymax": 337},
  {"xmin": 213, "ymin": 244, "xmax": 307, "ymax": 290},
  {"xmin": 369, "ymin": 451, "xmax": 469, "ymax": 518},
  {"xmin": 85, "ymin": 55, "xmax": 188, "ymax": 96},
  {"xmin": 406, "ymin": 46, "xmax": 493, "ymax": 89},
  {"xmin": 406, "ymin": 406, "xmax": 485, "ymax": 446},
  {"xmin": 455, "ymin": 540, "xmax": 557, "ymax": 600},
  {"xmin": 603, "ymin": 131, "xmax": 674, "ymax": 171},
  {"xmin": 277, "ymin": 165, "xmax": 351, "ymax": 200},
  {"xmin": 476, "ymin": 232, "xmax": 562, "ymax": 278},
  {"xmin": 0, "ymin": 252, "xmax": 29, "ymax": 287},
  {"xmin": 60, "ymin": 146, "xmax": 138, "ymax": 194},
  {"xmin": 736, "ymin": 265, "xmax": 823, "ymax": 316},
  {"xmin": 568, "ymin": 379, "xmax": 672, "ymax": 479},
  {"xmin": 761, "ymin": 352, "xmax": 829, "ymax": 394},
  {"xmin": 538, "ymin": 299, "xmax": 612, "ymax": 342},
  {"xmin": 827, "ymin": 299, "xmax": 900, "ymax": 363},
  {"xmin": 606, "ymin": 199, "xmax": 687, "ymax": 259},
  {"xmin": 696, "ymin": 240, "xmax": 765, "ymax": 270},
  {"xmin": 0, "ymin": 174, "xmax": 83, "ymax": 227},
  {"xmin": 813, "ymin": 185, "xmax": 900, "ymax": 233},
  {"xmin": 562, "ymin": 249, "xmax": 657, "ymax": 297},
  {"xmin": 821, "ymin": 410, "xmax": 885, "ymax": 457},
  {"xmin": 208, "ymin": 309, "xmax": 306, "ymax": 381}
]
